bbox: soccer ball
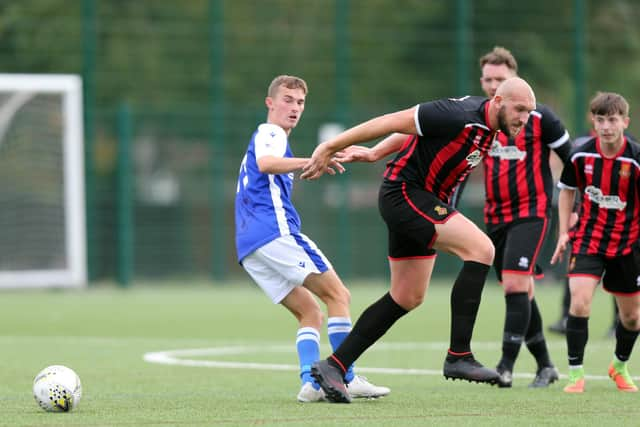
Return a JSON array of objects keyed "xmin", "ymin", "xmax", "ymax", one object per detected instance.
[{"xmin": 32, "ymin": 365, "xmax": 82, "ymax": 412}]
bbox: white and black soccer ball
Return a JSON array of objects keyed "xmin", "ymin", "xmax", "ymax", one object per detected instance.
[{"xmin": 32, "ymin": 365, "xmax": 82, "ymax": 412}]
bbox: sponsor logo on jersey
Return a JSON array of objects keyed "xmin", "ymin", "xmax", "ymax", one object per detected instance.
[
  {"xmin": 584, "ymin": 185, "xmax": 626, "ymax": 210},
  {"xmin": 466, "ymin": 150, "xmax": 483, "ymax": 167},
  {"xmin": 488, "ymin": 140, "xmax": 527, "ymax": 161},
  {"xmin": 584, "ymin": 164, "xmax": 593, "ymax": 175}
]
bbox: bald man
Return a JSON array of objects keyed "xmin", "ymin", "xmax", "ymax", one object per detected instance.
[
  {"xmin": 301, "ymin": 78, "xmax": 536, "ymax": 403},
  {"xmin": 473, "ymin": 48, "xmax": 569, "ymax": 389}
]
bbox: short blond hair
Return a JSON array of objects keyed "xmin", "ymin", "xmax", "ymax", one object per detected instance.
[
  {"xmin": 589, "ymin": 92, "xmax": 629, "ymax": 117},
  {"xmin": 267, "ymin": 75, "xmax": 308, "ymax": 98},
  {"xmin": 479, "ymin": 46, "xmax": 518, "ymax": 73}
]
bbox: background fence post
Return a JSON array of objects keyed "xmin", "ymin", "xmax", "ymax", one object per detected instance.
[
  {"xmin": 574, "ymin": 0, "xmax": 587, "ymax": 135},
  {"xmin": 456, "ymin": 0, "xmax": 471, "ymax": 96},
  {"xmin": 82, "ymin": 0, "xmax": 97, "ymax": 282},
  {"xmin": 209, "ymin": 0, "xmax": 226, "ymax": 281},
  {"xmin": 335, "ymin": 0, "xmax": 351, "ymax": 278}
]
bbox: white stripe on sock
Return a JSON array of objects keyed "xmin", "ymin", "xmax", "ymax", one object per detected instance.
[
  {"xmin": 327, "ymin": 317, "xmax": 351, "ymax": 324},
  {"xmin": 296, "ymin": 327, "xmax": 320, "ymax": 345},
  {"xmin": 328, "ymin": 325, "xmax": 352, "ymax": 334}
]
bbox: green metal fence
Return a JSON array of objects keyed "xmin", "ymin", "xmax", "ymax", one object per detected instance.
[{"xmin": 2, "ymin": 0, "xmax": 640, "ymax": 284}]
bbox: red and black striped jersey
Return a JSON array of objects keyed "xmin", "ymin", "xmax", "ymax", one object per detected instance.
[
  {"xmin": 483, "ymin": 103, "xmax": 570, "ymax": 225},
  {"xmin": 559, "ymin": 137, "xmax": 640, "ymax": 257},
  {"xmin": 383, "ymin": 96, "xmax": 496, "ymax": 203}
]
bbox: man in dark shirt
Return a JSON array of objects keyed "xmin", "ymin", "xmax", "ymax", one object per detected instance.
[
  {"xmin": 301, "ymin": 77, "xmax": 536, "ymax": 403},
  {"xmin": 551, "ymin": 91, "xmax": 640, "ymax": 393},
  {"xmin": 474, "ymin": 47, "xmax": 571, "ymax": 388},
  {"xmin": 548, "ymin": 128, "xmax": 637, "ymax": 338}
]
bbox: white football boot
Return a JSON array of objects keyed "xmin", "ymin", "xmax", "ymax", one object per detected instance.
[
  {"xmin": 346, "ymin": 375, "xmax": 390, "ymax": 398},
  {"xmin": 297, "ymin": 382, "xmax": 326, "ymax": 402}
]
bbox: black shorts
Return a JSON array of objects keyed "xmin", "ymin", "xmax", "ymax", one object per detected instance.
[
  {"xmin": 378, "ymin": 181, "xmax": 457, "ymax": 259},
  {"xmin": 568, "ymin": 248, "xmax": 640, "ymax": 295},
  {"xmin": 486, "ymin": 218, "xmax": 548, "ymax": 283}
]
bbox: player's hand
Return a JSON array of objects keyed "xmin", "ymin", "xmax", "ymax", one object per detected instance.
[
  {"xmin": 301, "ymin": 143, "xmax": 334, "ymax": 180},
  {"xmin": 550, "ymin": 233, "xmax": 570, "ymax": 265},
  {"xmin": 334, "ymin": 145, "xmax": 375, "ymax": 163},
  {"xmin": 325, "ymin": 157, "xmax": 346, "ymax": 175}
]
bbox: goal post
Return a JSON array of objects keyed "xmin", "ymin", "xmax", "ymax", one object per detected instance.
[{"xmin": 0, "ymin": 74, "xmax": 86, "ymax": 288}]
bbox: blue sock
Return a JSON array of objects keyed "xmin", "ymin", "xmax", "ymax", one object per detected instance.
[
  {"xmin": 296, "ymin": 327, "xmax": 320, "ymax": 389},
  {"xmin": 328, "ymin": 317, "xmax": 355, "ymax": 382}
]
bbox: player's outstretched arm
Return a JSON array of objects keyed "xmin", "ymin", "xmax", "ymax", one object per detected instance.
[
  {"xmin": 335, "ymin": 133, "xmax": 406, "ymax": 163},
  {"xmin": 301, "ymin": 107, "xmax": 417, "ymax": 180},
  {"xmin": 258, "ymin": 155, "xmax": 344, "ymax": 176}
]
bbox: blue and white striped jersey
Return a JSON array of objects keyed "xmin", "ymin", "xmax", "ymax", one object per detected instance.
[{"xmin": 235, "ymin": 123, "xmax": 301, "ymax": 262}]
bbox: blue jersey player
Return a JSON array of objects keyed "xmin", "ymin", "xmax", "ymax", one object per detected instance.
[{"xmin": 235, "ymin": 75, "xmax": 389, "ymax": 402}]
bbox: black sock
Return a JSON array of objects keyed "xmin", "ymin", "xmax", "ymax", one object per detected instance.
[
  {"xmin": 566, "ymin": 315, "xmax": 589, "ymax": 366},
  {"xmin": 329, "ymin": 292, "xmax": 408, "ymax": 372},
  {"xmin": 449, "ymin": 260, "xmax": 490, "ymax": 355},
  {"xmin": 498, "ymin": 292, "xmax": 530, "ymax": 371},
  {"xmin": 615, "ymin": 322, "xmax": 639, "ymax": 362},
  {"xmin": 525, "ymin": 298, "xmax": 553, "ymax": 368}
]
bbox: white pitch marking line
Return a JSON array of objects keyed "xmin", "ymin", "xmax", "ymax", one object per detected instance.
[{"xmin": 142, "ymin": 342, "xmax": 626, "ymax": 381}]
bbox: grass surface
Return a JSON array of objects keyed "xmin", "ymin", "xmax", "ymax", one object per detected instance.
[{"xmin": 1, "ymin": 279, "xmax": 637, "ymax": 426}]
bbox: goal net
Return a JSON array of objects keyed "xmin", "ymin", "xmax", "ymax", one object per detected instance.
[{"xmin": 0, "ymin": 74, "xmax": 86, "ymax": 288}]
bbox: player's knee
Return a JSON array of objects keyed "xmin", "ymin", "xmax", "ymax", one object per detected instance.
[
  {"xmin": 619, "ymin": 310, "xmax": 640, "ymax": 331},
  {"xmin": 502, "ymin": 277, "xmax": 530, "ymax": 294},
  {"xmin": 300, "ymin": 306, "xmax": 324, "ymax": 328},
  {"xmin": 336, "ymin": 285, "xmax": 351, "ymax": 306},
  {"xmin": 393, "ymin": 291, "xmax": 424, "ymax": 311},
  {"xmin": 483, "ymin": 241, "xmax": 496, "ymax": 264},
  {"xmin": 569, "ymin": 297, "xmax": 592, "ymax": 317},
  {"xmin": 468, "ymin": 236, "xmax": 494, "ymax": 265},
  {"xmin": 405, "ymin": 294, "xmax": 424, "ymax": 310},
  {"xmin": 322, "ymin": 283, "xmax": 351, "ymax": 308}
]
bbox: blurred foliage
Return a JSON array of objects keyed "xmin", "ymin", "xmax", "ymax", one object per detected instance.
[
  {"xmin": 1, "ymin": 0, "xmax": 638, "ymax": 131},
  {"xmin": 0, "ymin": 0, "xmax": 639, "ymax": 280},
  {"xmin": 0, "ymin": 1, "xmax": 638, "ymax": 121}
]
